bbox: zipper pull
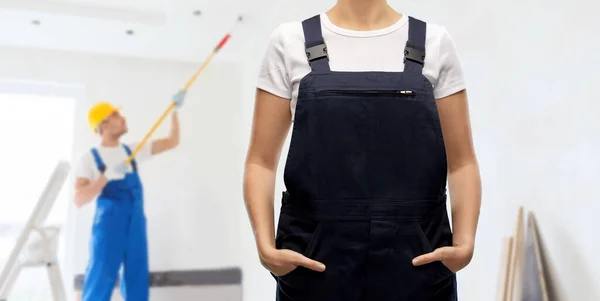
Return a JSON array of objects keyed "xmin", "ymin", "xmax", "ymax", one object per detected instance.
[{"xmin": 398, "ymin": 90, "xmax": 413, "ymax": 94}]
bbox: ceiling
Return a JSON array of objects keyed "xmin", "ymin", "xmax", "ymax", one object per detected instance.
[{"xmin": 0, "ymin": 0, "xmax": 270, "ymax": 63}]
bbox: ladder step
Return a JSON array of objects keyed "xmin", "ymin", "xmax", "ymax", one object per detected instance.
[{"xmin": 19, "ymin": 261, "xmax": 53, "ymax": 268}]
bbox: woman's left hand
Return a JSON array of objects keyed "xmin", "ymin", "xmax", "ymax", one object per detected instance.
[{"xmin": 412, "ymin": 243, "xmax": 474, "ymax": 273}]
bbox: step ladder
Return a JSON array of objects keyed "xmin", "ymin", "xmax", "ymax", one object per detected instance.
[{"xmin": 0, "ymin": 161, "xmax": 70, "ymax": 301}]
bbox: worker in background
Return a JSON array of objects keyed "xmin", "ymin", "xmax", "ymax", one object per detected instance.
[{"xmin": 73, "ymin": 90, "xmax": 186, "ymax": 301}]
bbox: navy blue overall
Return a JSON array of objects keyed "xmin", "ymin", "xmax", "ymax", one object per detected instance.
[
  {"xmin": 82, "ymin": 144, "xmax": 149, "ymax": 301},
  {"xmin": 273, "ymin": 15, "xmax": 458, "ymax": 301}
]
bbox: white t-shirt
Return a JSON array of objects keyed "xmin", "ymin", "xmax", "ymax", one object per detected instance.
[
  {"xmin": 74, "ymin": 142, "xmax": 152, "ymax": 181},
  {"xmin": 257, "ymin": 13, "xmax": 466, "ymax": 120}
]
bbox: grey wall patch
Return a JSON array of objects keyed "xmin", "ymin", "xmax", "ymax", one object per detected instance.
[{"xmin": 73, "ymin": 267, "xmax": 242, "ymax": 291}]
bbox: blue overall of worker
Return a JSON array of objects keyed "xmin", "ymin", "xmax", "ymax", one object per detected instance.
[
  {"xmin": 273, "ymin": 15, "xmax": 455, "ymax": 300},
  {"xmin": 74, "ymin": 89, "xmax": 186, "ymax": 301},
  {"xmin": 83, "ymin": 145, "xmax": 147, "ymax": 301}
]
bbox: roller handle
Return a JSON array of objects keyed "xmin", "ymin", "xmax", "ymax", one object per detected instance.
[
  {"xmin": 125, "ymin": 102, "xmax": 176, "ymax": 164},
  {"xmin": 124, "ymin": 22, "xmax": 237, "ymax": 164}
]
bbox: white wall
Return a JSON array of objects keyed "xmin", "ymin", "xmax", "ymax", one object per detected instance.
[
  {"xmin": 0, "ymin": 45, "xmax": 244, "ymax": 296},
  {"xmin": 0, "ymin": 0, "xmax": 246, "ymax": 62},
  {"xmin": 238, "ymin": 1, "xmax": 600, "ymax": 301}
]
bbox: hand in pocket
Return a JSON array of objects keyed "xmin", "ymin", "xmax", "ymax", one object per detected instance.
[
  {"xmin": 411, "ymin": 244, "xmax": 474, "ymax": 273},
  {"xmin": 260, "ymin": 248, "xmax": 326, "ymax": 277}
]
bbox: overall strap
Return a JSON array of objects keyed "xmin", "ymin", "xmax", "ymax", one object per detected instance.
[
  {"xmin": 121, "ymin": 144, "xmax": 137, "ymax": 171},
  {"xmin": 302, "ymin": 15, "xmax": 330, "ymax": 72},
  {"xmin": 404, "ymin": 17, "xmax": 427, "ymax": 74},
  {"xmin": 90, "ymin": 148, "xmax": 106, "ymax": 173}
]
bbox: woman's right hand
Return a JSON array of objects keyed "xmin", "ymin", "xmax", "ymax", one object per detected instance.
[
  {"xmin": 259, "ymin": 247, "xmax": 326, "ymax": 277},
  {"xmin": 244, "ymin": 89, "xmax": 325, "ymax": 276}
]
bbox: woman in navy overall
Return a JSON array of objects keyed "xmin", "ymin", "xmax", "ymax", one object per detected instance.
[{"xmin": 243, "ymin": 1, "xmax": 482, "ymax": 300}]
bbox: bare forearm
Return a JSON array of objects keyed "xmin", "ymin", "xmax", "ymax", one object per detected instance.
[
  {"xmin": 75, "ymin": 177, "xmax": 107, "ymax": 207},
  {"xmin": 169, "ymin": 112, "xmax": 180, "ymax": 146},
  {"xmin": 243, "ymin": 161, "xmax": 278, "ymax": 255},
  {"xmin": 151, "ymin": 112, "xmax": 180, "ymax": 155},
  {"xmin": 448, "ymin": 162, "xmax": 481, "ymax": 248}
]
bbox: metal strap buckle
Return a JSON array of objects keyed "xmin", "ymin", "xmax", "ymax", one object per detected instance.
[
  {"xmin": 306, "ymin": 43, "xmax": 328, "ymax": 62},
  {"xmin": 404, "ymin": 46, "xmax": 425, "ymax": 65}
]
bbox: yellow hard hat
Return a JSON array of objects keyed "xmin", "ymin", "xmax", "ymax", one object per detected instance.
[{"xmin": 88, "ymin": 102, "xmax": 122, "ymax": 133}]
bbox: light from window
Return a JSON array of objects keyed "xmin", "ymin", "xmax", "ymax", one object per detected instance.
[{"xmin": 0, "ymin": 92, "xmax": 75, "ymax": 301}]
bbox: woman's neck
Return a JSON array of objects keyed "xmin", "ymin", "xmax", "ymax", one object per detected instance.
[{"xmin": 328, "ymin": 0, "xmax": 401, "ymax": 31}]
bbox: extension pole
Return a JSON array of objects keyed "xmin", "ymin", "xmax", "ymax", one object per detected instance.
[{"xmin": 124, "ymin": 16, "xmax": 243, "ymax": 165}]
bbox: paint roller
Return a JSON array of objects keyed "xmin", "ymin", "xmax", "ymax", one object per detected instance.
[{"xmin": 123, "ymin": 16, "xmax": 243, "ymax": 166}]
